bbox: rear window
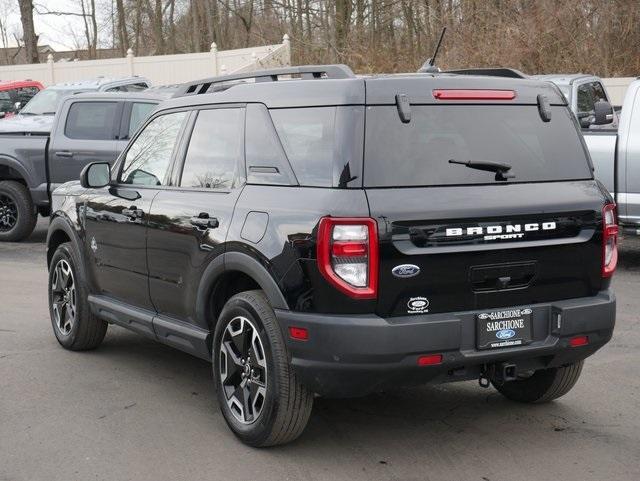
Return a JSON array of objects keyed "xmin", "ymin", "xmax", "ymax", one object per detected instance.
[
  {"xmin": 364, "ymin": 105, "xmax": 592, "ymax": 187},
  {"xmin": 65, "ymin": 101, "xmax": 118, "ymax": 140}
]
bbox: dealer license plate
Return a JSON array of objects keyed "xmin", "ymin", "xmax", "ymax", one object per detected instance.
[{"xmin": 476, "ymin": 308, "xmax": 533, "ymax": 350}]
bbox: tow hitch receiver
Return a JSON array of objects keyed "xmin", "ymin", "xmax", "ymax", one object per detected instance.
[{"xmin": 480, "ymin": 363, "xmax": 518, "ymax": 387}]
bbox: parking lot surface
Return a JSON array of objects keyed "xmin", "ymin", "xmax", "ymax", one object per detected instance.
[{"xmin": 1, "ymin": 218, "xmax": 639, "ymax": 481}]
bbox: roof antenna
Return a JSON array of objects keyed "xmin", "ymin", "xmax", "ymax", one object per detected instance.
[{"xmin": 418, "ymin": 27, "xmax": 446, "ymax": 73}]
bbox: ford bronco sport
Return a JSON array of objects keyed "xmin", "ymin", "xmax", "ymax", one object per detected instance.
[{"xmin": 46, "ymin": 65, "xmax": 617, "ymax": 447}]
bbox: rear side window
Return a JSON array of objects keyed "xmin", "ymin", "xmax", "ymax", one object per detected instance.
[
  {"xmin": 128, "ymin": 102, "xmax": 156, "ymax": 138},
  {"xmin": 269, "ymin": 106, "xmax": 364, "ymax": 188},
  {"xmin": 179, "ymin": 108, "xmax": 244, "ymax": 189},
  {"xmin": 65, "ymin": 101, "xmax": 118, "ymax": 140},
  {"xmin": 270, "ymin": 107, "xmax": 336, "ymax": 187},
  {"xmin": 364, "ymin": 105, "xmax": 592, "ymax": 187}
]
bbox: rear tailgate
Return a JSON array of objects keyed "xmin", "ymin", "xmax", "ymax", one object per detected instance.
[{"xmin": 367, "ymin": 182, "xmax": 605, "ymax": 317}]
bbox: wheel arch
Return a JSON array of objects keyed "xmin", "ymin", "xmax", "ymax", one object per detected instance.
[
  {"xmin": 0, "ymin": 156, "xmax": 33, "ymax": 186},
  {"xmin": 46, "ymin": 215, "xmax": 86, "ymax": 273},
  {"xmin": 197, "ymin": 251, "xmax": 289, "ymax": 332}
]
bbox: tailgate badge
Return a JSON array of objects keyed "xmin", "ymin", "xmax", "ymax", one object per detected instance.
[{"xmin": 392, "ymin": 264, "xmax": 420, "ymax": 278}]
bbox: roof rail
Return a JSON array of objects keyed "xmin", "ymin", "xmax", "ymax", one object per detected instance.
[
  {"xmin": 444, "ymin": 68, "xmax": 528, "ymax": 79},
  {"xmin": 173, "ymin": 64, "xmax": 356, "ymax": 98}
]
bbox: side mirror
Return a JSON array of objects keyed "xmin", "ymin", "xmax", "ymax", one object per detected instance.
[
  {"xmin": 80, "ymin": 162, "xmax": 111, "ymax": 188},
  {"xmin": 0, "ymin": 111, "xmax": 5, "ymax": 119},
  {"xmin": 594, "ymin": 100, "xmax": 614, "ymax": 125},
  {"xmin": 13, "ymin": 101, "xmax": 21, "ymax": 112}
]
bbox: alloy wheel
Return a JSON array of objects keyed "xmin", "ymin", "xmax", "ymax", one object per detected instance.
[
  {"xmin": 0, "ymin": 193, "xmax": 18, "ymax": 232},
  {"xmin": 219, "ymin": 316, "xmax": 268, "ymax": 424},
  {"xmin": 51, "ymin": 259, "xmax": 77, "ymax": 336}
]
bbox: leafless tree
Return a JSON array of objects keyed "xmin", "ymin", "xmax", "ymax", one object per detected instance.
[{"xmin": 17, "ymin": 0, "xmax": 38, "ymax": 63}]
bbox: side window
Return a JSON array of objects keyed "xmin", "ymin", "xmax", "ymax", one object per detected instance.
[
  {"xmin": 245, "ymin": 103, "xmax": 296, "ymax": 185},
  {"xmin": 270, "ymin": 107, "xmax": 336, "ymax": 187},
  {"xmin": 128, "ymin": 102, "xmax": 157, "ymax": 138},
  {"xmin": 0, "ymin": 91, "xmax": 12, "ymax": 112},
  {"xmin": 120, "ymin": 111, "xmax": 187, "ymax": 186},
  {"xmin": 577, "ymin": 84, "xmax": 595, "ymax": 114},
  {"xmin": 105, "ymin": 86, "xmax": 126, "ymax": 92},
  {"xmin": 591, "ymin": 82, "xmax": 608, "ymax": 103},
  {"xmin": 64, "ymin": 102, "xmax": 119, "ymax": 140},
  {"xmin": 15, "ymin": 86, "xmax": 39, "ymax": 105},
  {"xmin": 124, "ymin": 82, "xmax": 149, "ymax": 92},
  {"xmin": 179, "ymin": 108, "xmax": 243, "ymax": 189}
]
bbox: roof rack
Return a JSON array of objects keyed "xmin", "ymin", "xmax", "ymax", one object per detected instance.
[
  {"xmin": 444, "ymin": 68, "xmax": 528, "ymax": 79},
  {"xmin": 173, "ymin": 64, "xmax": 356, "ymax": 98}
]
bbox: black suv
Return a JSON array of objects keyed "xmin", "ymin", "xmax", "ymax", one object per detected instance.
[{"xmin": 46, "ymin": 65, "xmax": 617, "ymax": 447}]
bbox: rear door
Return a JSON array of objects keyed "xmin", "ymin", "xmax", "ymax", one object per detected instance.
[
  {"xmin": 363, "ymin": 99, "xmax": 605, "ymax": 319},
  {"xmin": 48, "ymin": 99, "xmax": 124, "ymax": 187},
  {"xmin": 147, "ymin": 106, "xmax": 245, "ymax": 326}
]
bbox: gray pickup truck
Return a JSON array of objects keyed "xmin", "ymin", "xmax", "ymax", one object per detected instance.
[
  {"xmin": 0, "ymin": 91, "xmax": 165, "ymax": 241},
  {"xmin": 532, "ymin": 74, "xmax": 618, "ymax": 130},
  {"xmin": 584, "ymin": 78, "xmax": 640, "ymax": 234}
]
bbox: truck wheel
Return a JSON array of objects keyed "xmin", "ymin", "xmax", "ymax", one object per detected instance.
[
  {"xmin": 493, "ymin": 360, "xmax": 584, "ymax": 403},
  {"xmin": 48, "ymin": 242, "xmax": 108, "ymax": 350},
  {"xmin": 0, "ymin": 180, "xmax": 37, "ymax": 242},
  {"xmin": 213, "ymin": 290, "xmax": 313, "ymax": 447}
]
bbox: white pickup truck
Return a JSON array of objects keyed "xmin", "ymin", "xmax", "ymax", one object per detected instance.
[{"xmin": 584, "ymin": 78, "xmax": 640, "ymax": 234}]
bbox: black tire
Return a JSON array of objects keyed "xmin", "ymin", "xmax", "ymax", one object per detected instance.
[
  {"xmin": 493, "ymin": 360, "xmax": 584, "ymax": 403},
  {"xmin": 213, "ymin": 290, "xmax": 313, "ymax": 447},
  {"xmin": 0, "ymin": 180, "xmax": 37, "ymax": 242},
  {"xmin": 48, "ymin": 242, "xmax": 107, "ymax": 350}
]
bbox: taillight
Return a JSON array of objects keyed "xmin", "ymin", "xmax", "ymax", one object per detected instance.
[
  {"xmin": 317, "ymin": 217, "xmax": 378, "ymax": 299},
  {"xmin": 602, "ymin": 203, "xmax": 618, "ymax": 278}
]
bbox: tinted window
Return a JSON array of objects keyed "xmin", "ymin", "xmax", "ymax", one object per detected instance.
[
  {"xmin": 270, "ymin": 107, "xmax": 335, "ymax": 187},
  {"xmin": 0, "ymin": 91, "xmax": 11, "ymax": 112},
  {"xmin": 124, "ymin": 82, "xmax": 149, "ymax": 92},
  {"xmin": 180, "ymin": 108, "xmax": 243, "ymax": 189},
  {"xmin": 245, "ymin": 103, "xmax": 295, "ymax": 185},
  {"xmin": 364, "ymin": 105, "xmax": 592, "ymax": 187},
  {"xmin": 15, "ymin": 86, "xmax": 39, "ymax": 105},
  {"xmin": 577, "ymin": 84, "xmax": 594, "ymax": 114},
  {"xmin": 591, "ymin": 82, "xmax": 608, "ymax": 103},
  {"xmin": 120, "ymin": 111, "xmax": 187, "ymax": 186},
  {"xmin": 65, "ymin": 102, "xmax": 119, "ymax": 140},
  {"xmin": 128, "ymin": 102, "xmax": 157, "ymax": 138}
]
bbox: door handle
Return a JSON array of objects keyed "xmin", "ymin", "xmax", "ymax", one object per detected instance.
[
  {"xmin": 122, "ymin": 206, "xmax": 144, "ymax": 220},
  {"xmin": 190, "ymin": 214, "xmax": 219, "ymax": 230},
  {"xmin": 55, "ymin": 151, "xmax": 74, "ymax": 158}
]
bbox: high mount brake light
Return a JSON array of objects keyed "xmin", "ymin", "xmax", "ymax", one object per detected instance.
[
  {"xmin": 432, "ymin": 89, "xmax": 517, "ymax": 101},
  {"xmin": 602, "ymin": 203, "xmax": 618, "ymax": 278},
  {"xmin": 317, "ymin": 217, "xmax": 378, "ymax": 299}
]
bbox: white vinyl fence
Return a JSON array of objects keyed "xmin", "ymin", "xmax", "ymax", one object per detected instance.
[
  {"xmin": 0, "ymin": 35, "xmax": 291, "ymax": 87},
  {"xmin": 601, "ymin": 77, "xmax": 636, "ymax": 106}
]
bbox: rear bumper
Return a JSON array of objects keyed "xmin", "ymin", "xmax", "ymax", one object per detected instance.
[{"xmin": 275, "ymin": 290, "xmax": 615, "ymax": 397}]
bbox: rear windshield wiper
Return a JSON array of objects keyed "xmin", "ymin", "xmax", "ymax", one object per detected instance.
[{"xmin": 448, "ymin": 159, "xmax": 515, "ymax": 181}]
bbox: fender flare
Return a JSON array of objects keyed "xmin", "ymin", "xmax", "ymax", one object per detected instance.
[
  {"xmin": 46, "ymin": 215, "xmax": 86, "ymax": 274},
  {"xmin": 196, "ymin": 251, "xmax": 289, "ymax": 325},
  {"xmin": 0, "ymin": 155, "xmax": 34, "ymax": 186}
]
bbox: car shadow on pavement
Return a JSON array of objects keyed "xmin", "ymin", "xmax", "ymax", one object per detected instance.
[{"xmin": 84, "ymin": 325, "xmax": 589, "ymax": 455}]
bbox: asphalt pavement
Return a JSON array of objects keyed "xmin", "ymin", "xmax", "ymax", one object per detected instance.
[{"xmin": 1, "ymin": 218, "xmax": 639, "ymax": 481}]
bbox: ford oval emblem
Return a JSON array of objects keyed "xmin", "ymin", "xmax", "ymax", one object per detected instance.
[
  {"xmin": 496, "ymin": 329, "xmax": 516, "ymax": 340},
  {"xmin": 392, "ymin": 264, "xmax": 420, "ymax": 278}
]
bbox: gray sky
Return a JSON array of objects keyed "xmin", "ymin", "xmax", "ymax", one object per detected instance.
[{"xmin": 2, "ymin": 0, "xmax": 115, "ymax": 51}]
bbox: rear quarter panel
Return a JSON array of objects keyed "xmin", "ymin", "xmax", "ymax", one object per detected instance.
[{"xmin": 228, "ymin": 185, "xmax": 372, "ymax": 314}]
